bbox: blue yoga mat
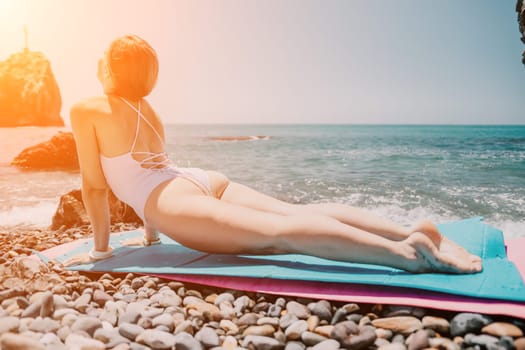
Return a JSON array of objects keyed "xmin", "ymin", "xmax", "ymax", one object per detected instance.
[{"xmin": 48, "ymin": 217, "xmax": 525, "ymax": 302}]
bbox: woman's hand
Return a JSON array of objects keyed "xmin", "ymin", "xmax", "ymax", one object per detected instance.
[
  {"xmin": 120, "ymin": 226, "xmax": 161, "ymax": 247},
  {"xmin": 62, "ymin": 246, "xmax": 114, "ymax": 267},
  {"xmin": 120, "ymin": 236, "xmax": 147, "ymax": 246},
  {"xmin": 62, "ymin": 253, "xmax": 96, "ymax": 267}
]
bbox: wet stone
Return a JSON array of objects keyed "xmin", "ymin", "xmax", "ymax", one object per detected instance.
[
  {"xmin": 331, "ymin": 320, "xmax": 359, "ymax": 339},
  {"xmin": 137, "ymin": 317, "xmax": 153, "ymax": 329},
  {"xmin": 342, "ymin": 303, "xmax": 360, "ymax": 314},
  {"xmin": 384, "ymin": 306, "xmax": 425, "ymax": 319},
  {"xmin": 275, "ymin": 298, "xmax": 287, "ymax": 308},
  {"xmin": 285, "ymin": 320, "xmax": 308, "ymax": 340},
  {"xmin": 16, "ymin": 297, "xmax": 29, "ymax": 309},
  {"xmin": 450, "ymin": 313, "xmax": 493, "ymax": 337},
  {"xmin": 20, "ymin": 302, "xmax": 40, "ymax": 318},
  {"xmin": 136, "ymin": 329, "xmax": 176, "ymax": 350},
  {"xmin": 257, "ymin": 317, "xmax": 280, "ymax": 328},
  {"xmin": 330, "ymin": 308, "xmax": 347, "ymax": 325},
  {"xmin": 482, "ymin": 322, "xmax": 524, "ymax": 337},
  {"xmin": 29, "ymin": 316, "xmax": 60, "ymax": 333},
  {"xmin": 464, "ymin": 333, "xmax": 500, "ymax": 348},
  {"xmin": 220, "ymin": 319, "xmax": 239, "ymax": 334},
  {"xmin": 188, "ymin": 302, "xmax": 221, "ymax": 321},
  {"xmin": 40, "ymin": 332, "xmax": 62, "ymax": 345},
  {"xmin": 142, "ymin": 307, "xmax": 164, "ymax": 319},
  {"xmin": 0, "ymin": 332, "xmax": 46, "ymax": 350},
  {"xmin": 119, "ymin": 309, "xmax": 141, "ymax": 326},
  {"xmin": 73, "ymin": 292, "xmax": 91, "ymax": 312},
  {"xmin": 61, "ymin": 313, "xmax": 79, "ymax": 328},
  {"xmin": 253, "ymin": 302, "xmax": 270, "ymax": 313},
  {"xmin": 515, "ymin": 338, "xmax": 525, "ymax": 350},
  {"xmin": 65, "ymin": 333, "xmax": 105, "ymax": 350},
  {"xmin": 375, "ymin": 328, "xmax": 393, "ymax": 339},
  {"xmin": 237, "ymin": 312, "xmax": 259, "ymax": 326},
  {"xmin": 301, "ymin": 331, "xmax": 328, "ymax": 346},
  {"xmin": 93, "ymin": 327, "xmax": 130, "ymax": 348},
  {"xmin": 391, "ymin": 334, "xmax": 405, "ymax": 344},
  {"xmin": 307, "ymin": 315, "xmax": 320, "ymax": 331},
  {"xmin": 174, "ymin": 320, "xmax": 194, "ymax": 335},
  {"xmin": 185, "ymin": 289, "xmax": 203, "ymax": 299},
  {"xmin": 119, "ymin": 322, "xmax": 145, "ymax": 341},
  {"xmin": 422, "ymin": 316, "xmax": 450, "ymax": 335},
  {"xmin": 332, "ymin": 321, "xmax": 377, "ymax": 350},
  {"xmin": 280, "ymin": 313, "xmax": 299, "ymax": 329},
  {"xmin": 93, "ymin": 289, "xmax": 113, "ymax": 307},
  {"xmin": 372, "ymin": 316, "xmax": 422, "ymax": 335},
  {"xmin": 174, "ymin": 331, "xmax": 204, "ymax": 350},
  {"xmin": 159, "ymin": 294, "xmax": 182, "ymax": 308},
  {"xmin": 494, "ymin": 336, "xmax": 517, "ymax": 350},
  {"xmin": 183, "ymin": 295, "xmax": 204, "ymax": 306},
  {"xmin": 378, "ymin": 344, "xmax": 407, "ymax": 350},
  {"xmin": 286, "ymin": 301, "xmax": 311, "ymax": 319},
  {"xmin": 310, "ymin": 339, "xmax": 340, "ymax": 350},
  {"xmin": 242, "ymin": 335, "xmax": 284, "ymax": 350},
  {"xmin": 308, "ymin": 301, "xmax": 332, "ymax": 321},
  {"xmin": 244, "ymin": 324, "xmax": 276, "ymax": 337},
  {"xmin": 219, "ymin": 302, "xmax": 236, "ymax": 319},
  {"xmin": 285, "ymin": 341, "xmax": 306, "ymax": 350},
  {"xmin": 39, "ymin": 291, "xmax": 54, "ymax": 317},
  {"xmin": 314, "ymin": 325, "xmax": 334, "ymax": 338},
  {"xmin": 348, "ymin": 313, "xmax": 364, "ymax": 324},
  {"xmin": 268, "ymin": 304, "xmax": 282, "ymax": 317},
  {"xmin": 53, "ymin": 295, "xmax": 69, "ymax": 310},
  {"xmin": 0, "ymin": 316, "xmax": 20, "ymax": 333},
  {"xmin": 53, "ymin": 308, "xmax": 77, "ymax": 323},
  {"xmin": 195, "ymin": 326, "xmax": 220, "ymax": 348},
  {"xmin": 407, "ymin": 329, "xmax": 428, "ymax": 350},
  {"xmin": 233, "ymin": 295, "xmax": 251, "ymax": 314},
  {"xmin": 70, "ymin": 316, "xmax": 103, "ymax": 336},
  {"xmin": 152, "ymin": 313, "xmax": 174, "ymax": 332}
]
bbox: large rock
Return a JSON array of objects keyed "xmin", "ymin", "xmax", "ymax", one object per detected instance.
[
  {"xmin": 11, "ymin": 131, "xmax": 79, "ymax": 170},
  {"xmin": 517, "ymin": 0, "xmax": 525, "ymax": 65},
  {"xmin": 51, "ymin": 189, "xmax": 143, "ymax": 230},
  {"xmin": 0, "ymin": 50, "xmax": 63, "ymax": 126}
]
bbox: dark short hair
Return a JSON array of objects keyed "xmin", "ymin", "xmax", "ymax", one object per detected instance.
[{"xmin": 107, "ymin": 35, "xmax": 159, "ymax": 100}]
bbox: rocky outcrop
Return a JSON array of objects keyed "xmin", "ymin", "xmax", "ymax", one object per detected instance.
[
  {"xmin": 207, "ymin": 136, "xmax": 270, "ymax": 141},
  {"xmin": 51, "ymin": 189, "xmax": 143, "ymax": 230},
  {"xmin": 11, "ymin": 132, "xmax": 79, "ymax": 170},
  {"xmin": 0, "ymin": 50, "xmax": 63, "ymax": 126},
  {"xmin": 517, "ymin": 1, "xmax": 525, "ymax": 65}
]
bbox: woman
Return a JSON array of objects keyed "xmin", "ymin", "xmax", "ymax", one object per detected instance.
[{"xmin": 66, "ymin": 34, "xmax": 482, "ymax": 273}]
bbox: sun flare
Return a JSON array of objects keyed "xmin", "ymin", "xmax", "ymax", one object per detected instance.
[{"xmin": 0, "ymin": 0, "xmax": 27, "ymax": 28}]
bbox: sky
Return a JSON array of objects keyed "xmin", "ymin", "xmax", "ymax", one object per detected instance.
[{"xmin": 0, "ymin": 0, "xmax": 524, "ymax": 125}]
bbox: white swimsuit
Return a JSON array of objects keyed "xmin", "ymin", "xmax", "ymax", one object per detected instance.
[{"xmin": 100, "ymin": 98, "xmax": 212, "ymax": 222}]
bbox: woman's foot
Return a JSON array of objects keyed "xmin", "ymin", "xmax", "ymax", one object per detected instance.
[{"xmin": 398, "ymin": 220, "xmax": 483, "ymax": 274}]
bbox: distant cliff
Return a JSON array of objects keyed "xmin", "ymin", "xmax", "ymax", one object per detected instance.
[
  {"xmin": 517, "ymin": 1, "xmax": 525, "ymax": 66},
  {"xmin": 0, "ymin": 50, "xmax": 63, "ymax": 127}
]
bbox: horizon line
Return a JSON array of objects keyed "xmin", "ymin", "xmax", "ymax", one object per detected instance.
[{"xmin": 165, "ymin": 122, "xmax": 525, "ymax": 126}]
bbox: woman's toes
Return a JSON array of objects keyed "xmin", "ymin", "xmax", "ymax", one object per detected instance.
[{"xmin": 472, "ymin": 260, "xmax": 483, "ymax": 272}]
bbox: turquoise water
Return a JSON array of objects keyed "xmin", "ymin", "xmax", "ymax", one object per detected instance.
[{"xmin": 1, "ymin": 124, "xmax": 524, "ymax": 237}]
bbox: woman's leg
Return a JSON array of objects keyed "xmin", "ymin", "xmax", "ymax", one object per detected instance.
[
  {"xmin": 220, "ymin": 180, "xmax": 411, "ymax": 240},
  {"xmin": 218, "ymin": 180, "xmax": 482, "ymax": 266},
  {"xmin": 145, "ymin": 180, "xmax": 482, "ymax": 274}
]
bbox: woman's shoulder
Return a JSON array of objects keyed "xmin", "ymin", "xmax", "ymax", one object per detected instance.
[{"xmin": 70, "ymin": 96, "xmax": 112, "ymax": 117}]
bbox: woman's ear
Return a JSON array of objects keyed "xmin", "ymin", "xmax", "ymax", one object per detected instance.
[{"xmin": 100, "ymin": 64, "xmax": 116, "ymax": 94}]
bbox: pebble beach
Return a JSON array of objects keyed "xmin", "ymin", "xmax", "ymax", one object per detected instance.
[{"xmin": 0, "ymin": 224, "xmax": 524, "ymax": 350}]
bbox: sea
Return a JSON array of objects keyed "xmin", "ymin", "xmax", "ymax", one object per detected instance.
[{"xmin": 0, "ymin": 124, "xmax": 524, "ymax": 238}]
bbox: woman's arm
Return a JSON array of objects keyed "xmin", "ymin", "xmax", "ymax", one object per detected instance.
[{"xmin": 70, "ymin": 102, "xmax": 111, "ymax": 253}]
